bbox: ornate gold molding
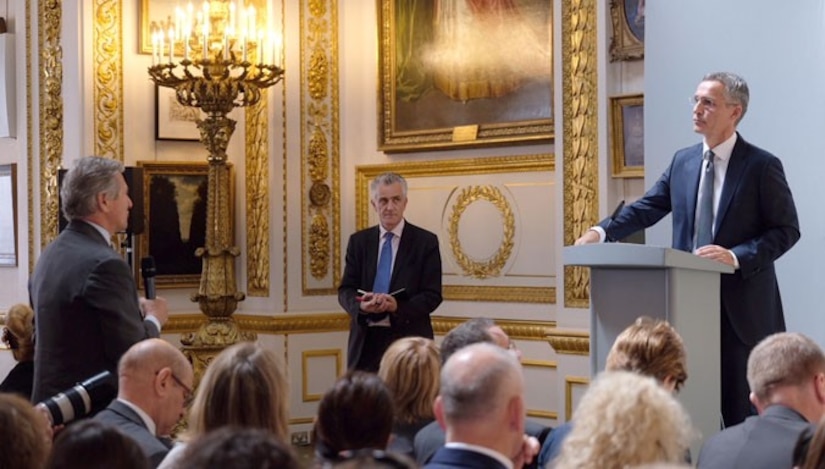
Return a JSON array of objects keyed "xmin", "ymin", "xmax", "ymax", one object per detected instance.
[
  {"xmin": 562, "ymin": 0, "xmax": 598, "ymax": 308},
  {"xmin": 39, "ymin": 0, "xmax": 64, "ymax": 249},
  {"xmin": 300, "ymin": 0, "xmax": 340, "ymax": 295},
  {"xmin": 26, "ymin": 0, "xmax": 34, "ymax": 272},
  {"xmin": 448, "ymin": 185, "xmax": 515, "ymax": 279},
  {"xmin": 92, "ymin": 0, "xmax": 123, "ymax": 161},
  {"xmin": 245, "ymin": 93, "xmax": 271, "ymax": 296},
  {"xmin": 546, "ymin": 329, "xmax": 590, "ymax": 355},
  {"xmin": 443, "ymin": 285, "xmax": 555, "ymax": 304},
  {"xmin": 166, "ymin": 313, "xmax": 557, "ymax": 341}
]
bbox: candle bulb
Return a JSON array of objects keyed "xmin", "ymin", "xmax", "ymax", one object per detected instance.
[
  {"xmin": 168, "ymin": 27, "xmax": 175, "ymax": 63},
  {"xmin": 151, "ymin": 32, "xmax": 157, "ymax": 66},
  {"xmin": 159, "ymin": 31, "xmax": 164, "ymax": 63}
]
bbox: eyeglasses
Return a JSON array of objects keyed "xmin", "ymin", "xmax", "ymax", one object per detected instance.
[
  {"xmin": 690, "ymin": 95, "xmax": 739, "ymax": 110},
  {"xmin": 168, "ymin": 372, "xmax": 194, "ymax": 407}
]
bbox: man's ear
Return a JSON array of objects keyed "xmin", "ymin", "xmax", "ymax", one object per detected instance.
[
  {"xmin": 96, "ymin": 191, "xmax": 110, "ymax": 213},
  {"xmin": 154, "ymin": 367, "xmax": 172, "ymax": 397},
  {"xmin": 507, "ymin": 395, "xmax": 524, "ymax": 430},
  {"xmin": 434, "ymin": 396, "xmax": 447, "ymax": 430},
  {"xmin": 749, "ymin": 391, "xmax": 765, "ymax": 415}
]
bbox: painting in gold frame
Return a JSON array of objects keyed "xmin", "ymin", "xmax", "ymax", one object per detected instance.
[
  {"xmin": 377, "ymin": 0, "xmax": 554, "ymax": 152},
  {"xmin": 139, "ymin": 0, "xmax": 179, "ymax": 55},
  {"xmin": 135, "ymin": 161, "xmax": 233, "ymax": 289},
  {"xmin": 610, "ymin": 94, "xmax": 644, "ymax": 178},
  {"xmin": 609, "ymin": 0, "xmax": 644, "ymax": 61}
]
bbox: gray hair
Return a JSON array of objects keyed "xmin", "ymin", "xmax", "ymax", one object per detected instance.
[
  {"xmin": 369, "ymin": 172, "xmax": 407, "ymax": 200},
  {"xmin": 439, "ymin": 318, "xmax": 496, "ymax": 365},
  {"xmin": 747, "ymin": 332, "xmax": 825, "ymax": 401},
  {"xmin": 61, "ymin": 156, "xmax": 124, "ymax": 221},
  {"xmin": 439, "ymin": 342, "xmax": 521, "ymax": 424},
  {"xmin": 702, "ymin": 71, "xmax": 749, "ymax": 123}
]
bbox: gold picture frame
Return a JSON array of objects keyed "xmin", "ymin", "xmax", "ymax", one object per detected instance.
[
  {"xmin": 135, "ymin": 161, "xmax": 233, "ymax": 289},
  {"xmin": 610, "ymin": 94, "xmax": 644, "ymax": 178},
  {"xmin": 377, "ymin": 0, "xmax": 554, "ymax": 152},
  {"xmin": 609, "ymin": 0, "xmax": 644, "ymax": 62},
  {"xmin": 0, "ymin": 164, "xmax": 17, "ymax": 267},
  {"xmin": 139, "ymin": 0, "xmax": 178, "ymax": 55}
]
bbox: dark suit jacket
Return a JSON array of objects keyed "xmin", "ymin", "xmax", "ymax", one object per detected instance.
[
  {"xmin": 414, "ymin": 419, "xmax": 549, "ymax": 467},
  {"xmin": 338, "ymin": 221, "xmax": 442, "ymax": 369},
  {"xmin": 600, "ymin": 134, "xmax": 799, "ymax": 345},
  {"xmin": 697, "ymin": 405, "xmax": 813, "ymax": 469},
  {"xmin": 94, "ymin": 399, "xmax": 171, "ymax": 468},
  {"xmin": 0, "ymin": 360, "xmax": 34, "ymax": 400},
  {"xmin": 425, "ymin": 446, "xmax": 508, "ymax": 469},
  {"xmin": 31, "ymin": 220, "xmax": 160, "ymax": 402}
]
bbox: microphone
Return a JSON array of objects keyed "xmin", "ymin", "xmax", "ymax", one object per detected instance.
[
  {"xmin": 604, "ymin": 200, "xmax": 625, "ymax": 243},
  {"xmin": 140, "ymin": 256, "xmax": 157, "ymax": 299}
]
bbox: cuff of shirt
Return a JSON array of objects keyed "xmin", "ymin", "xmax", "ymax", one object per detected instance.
[
  {"xmin": 728, "ymin": 250, "xmax": 740, "ymax": 269},
  {"xmin": 145, "ymin": 315, "xmax": 162, "ymax": 333},
  {"xmin": 591, "ymin": 226, "xmax": 607, "ymax": 243}
]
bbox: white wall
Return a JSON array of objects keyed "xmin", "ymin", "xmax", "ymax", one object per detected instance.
[{"xmin": 646, "ymin": 1, "xmax": 825, "ymax": 344}]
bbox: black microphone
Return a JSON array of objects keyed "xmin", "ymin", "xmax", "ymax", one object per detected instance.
[
  {"xmin": 140, "ymin": 256, "xmax": 157, "ymax": 299},
  {"xmin": 604, "ymin": 200, "xmax": 625, "ymax": 243}
]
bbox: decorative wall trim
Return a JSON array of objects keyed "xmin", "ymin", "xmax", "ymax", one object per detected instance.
[
  {"xmin": 562, "ymin": 0, "xmax": 598, "ymax": 308},
  {"xmin": 300, "ymin": 0, "xmax": 340, "ymax": 295},
  {"xmin": 444, "ymin": 285, "xmax": 555, "ymax": 304},
  {"xmin": 245, "ymin": 90, "xmax": 271, "ymax": 296},
  {"xmin": 546, "ymin": 329, "xmax": 590, "ymax": 355},
  {"xmin": 38, "ymin": 0, "xmax": 64, "ymax": 249},
  {"xmin": 92, "ymin": 0, "xmax": 123, "ymax": 161},
  {"xmin": 301, "ymin": 349, "xmax": 343, "ymax": 401},
  {"xmin": 522, "ymin": 359, "xmax": 559, "ymax": 420},
  {"xmin": 26, "ymin": 0, "xmax": 34, "ymax": 273},
  {"xmin": 288, "ymin": 417, "xmax": 315, "ymax": 425},
  {"xmin": 166, "ymin": 313, "xmax": 557, "ymax": 341},
  {"xmin": 564, "ymin": 375, "xmax": 589, "ymax": 420}
]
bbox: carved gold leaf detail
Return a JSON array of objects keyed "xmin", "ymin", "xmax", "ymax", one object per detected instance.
[
  {"xmin": 39, "ymin": 0, "xmax": 64, "ymax": 248},
  {"xmin": 309, "ymin": 214, "xmax": 330, "ymax": 280},
  {"xmin": 308, "ymin": 48, "xmax": 329, "ymax": 100},
  {"xmin": 562, "ymin": 0, "xmax": 598, "ymax": 308},
  {"xmin": 448, "ymin": 185, "xmax": 515, "ymax": 279},
  {"xmin": 92, "ymin": 0, "xmax": 123, "ymax": 161},
  {"xmin": 246, "ymin": 95, "xmax": 270, "ymax": 296},
  {"xmin": 308, "ymin": 127, "xmax": 329, "ymax": 182}
]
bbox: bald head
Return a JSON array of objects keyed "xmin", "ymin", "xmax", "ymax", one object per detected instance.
[
  {"xmin": 119, "ymin": 338, "xmax": 190, "ymax": 381},
  {"xmin": 438, "ymin": 342, "xmax": 523, "ymax": 425}
]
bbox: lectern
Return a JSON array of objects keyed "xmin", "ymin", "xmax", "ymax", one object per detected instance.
[{"xmin": 563, "ymin": 243, "xmax": 734, "ymax": 451}]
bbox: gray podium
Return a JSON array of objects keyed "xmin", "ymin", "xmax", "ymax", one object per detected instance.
[{"xmin": 563, "ymin": 243, "xmax": 734, "ymax": 452}]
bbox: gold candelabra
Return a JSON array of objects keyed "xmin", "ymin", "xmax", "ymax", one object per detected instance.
[{"xmin": 147, "ymin": 0, "xmax": 283, "ymax": 381}]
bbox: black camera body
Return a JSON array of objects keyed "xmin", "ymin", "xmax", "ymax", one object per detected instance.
[{"xmin": 37, "ymin": 370, "xmax": 116, "ymax": 425}]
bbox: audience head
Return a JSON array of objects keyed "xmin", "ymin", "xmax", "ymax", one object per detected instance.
[
  {"xmin": 0, "ymin": 392, "xmax": 51, "ymax": 469},
  {"xmin": 315, "ymin": 371, "xmax": 394, "ymax": 457},
  {"xmin": 435, "ymin": 342, "xmax": 525, "ymax": 458},
  {"xmin": 440, "ymin": 317, "xmax": 520, "ymax": 365},
  {"xmin": 554, "ymin": 371, "xmax": 693, "ymax": 469},
  {"xmin": 747, "ymin": 332, "xmax": 825, "ymax": 422},
  {"xmin": 180, "ymin": 427, "xmax": 300, "ymax": 469},
  {"xmin": 2, "ymin": 303, "xmax": 35, "ymax": 362},
  {"xmin": 60, "ymin": 156, "xmax": 130, "ymax": 233},
  {"xmin": 45, "ymin": 420, "xmax": 149, "ymax": 469},
  {"xmin": 117, "ymin": 338, "xmax": 193, "ymax": 436},
  {"xmin": 378, "ymin": 337, "xmax": 440, "ymax": 425},
  {"xmin": 605, "ymin": 316, "xmax": 688, "ymax": 392},
  {"xmin": 188, "ymin": 341, "xmax": 289, "ymax": 442}
]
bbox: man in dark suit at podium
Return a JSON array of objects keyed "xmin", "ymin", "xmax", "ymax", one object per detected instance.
[
  {"xmin": 338, "ymin": 172, "xmax": 442, "ymax": 372},
  {"xmin": 575, "ymin": 72, "xmax": 800, "ymax": 427}
]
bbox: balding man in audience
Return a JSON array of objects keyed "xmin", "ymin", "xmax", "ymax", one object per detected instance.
[
  {"xmin": 425, "ymin": 342, "xmax": 538, "ymax": 468},
  {"xmin": 698, "ymin": 332, "xmax": 825, "ymax": 469},
  {"xmin": 414, "ymin": 318, "xmax": 548, "ymax": 466},
  {"xmin": 94, "ymin": 338, "xmax": 193, "ymax": 468}
]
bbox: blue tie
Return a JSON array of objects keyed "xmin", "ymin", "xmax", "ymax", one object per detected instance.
[{"xmin": 373, "ymin": 232, "xmax": 393, "ymax": 293}]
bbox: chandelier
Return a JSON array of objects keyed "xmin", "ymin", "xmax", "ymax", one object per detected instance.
[{"xmin": 147, "ymin": 1, "xmax": 283, "ymax": 364}]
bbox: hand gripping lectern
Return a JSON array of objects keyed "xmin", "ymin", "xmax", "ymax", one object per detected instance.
[{"xmin": 563, "ymin": 243, "xmax": 734, "ymax": 451}]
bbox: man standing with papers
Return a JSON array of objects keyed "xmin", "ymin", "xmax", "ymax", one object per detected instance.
[{"xmin": 339, "ymin": 172, "xmax": 443, "ymax": 372}]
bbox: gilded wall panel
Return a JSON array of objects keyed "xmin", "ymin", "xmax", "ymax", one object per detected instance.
[
  {"xmin": 92, "ymin": 0, "xmax": 123, "ymax": 161},
  {"xmin": 300, "ymin": 0, "xmax": 340, "ymax": 296},
  {"xmin": 562, "ymin": 0, "xmax": 599, "ymax": 308},
  {"xmin": 356, "ymin": 155, "xmax": 556, "ymax": 304}
]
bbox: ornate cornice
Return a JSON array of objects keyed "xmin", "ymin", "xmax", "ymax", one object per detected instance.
[
  {"xmin": 39, "ymin": 0, "xmax": 64, "ymax": 249},
  {"xmin": 92, "ymin": 0, "xmax": 123, "ymax": 161},
  {"xmin": 562, "ymin": 0, "xmax": 598, "ymax": 308},
  {"xmin": 546, "ymin": 329, "xmax": 590, "ymax": 355},
  {"xmin": 300, "ymin": 0, "xmax": 340, "ymax": 295}
]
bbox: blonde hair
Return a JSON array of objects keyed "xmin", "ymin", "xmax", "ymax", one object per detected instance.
[
  {"xmin": 378, "ymin": 337, "xmax": 440, "ymax": 424},
  {"xmin": 3, "ymin": 303, "xmax": 35, "ymax": 362},
  {"xmin": 606, "ymin": 317, "xmax": 688, "ymax": 391},
  {"xmin": 187, "ymin": 342, "xmax": 289, "ymax": 442},
  {"xmin": 554, "ymin": 371, "xmax": 693, "ymax": 469},
  {"xmin": 0, "ymin": 393, "xmax": 49, "ymax": 468}
]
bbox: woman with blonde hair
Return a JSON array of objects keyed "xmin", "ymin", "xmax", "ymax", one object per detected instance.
[
  {"xmin": 553, "ymin": 371, "xmax": 693, "ymax": 469},
  {"xmin": 158, "ymin": 341, "xmax": 289, "ymax": 469},
  {"xmin": 0, "ymin": 303, "xmax": 36, "ymax": 399},
  {"xmin": 377, "ymin": 337, "xmax": 440, "ymax": 457}
]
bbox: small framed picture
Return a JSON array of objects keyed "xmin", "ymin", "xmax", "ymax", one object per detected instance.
[
  {"xmin": 0, "ymin": 163, "xmax": 17, "ymax": 267},
  {"xmin": 155, "ymin": 86, "xmax": 204, "ymax": 141},
  {"xmin": 609, "ymin": 0, "xmax": 644, "ymax": 61},
  {"xmin": 610, "ymin": 94, "xmax": 644, "ymax": 178}
]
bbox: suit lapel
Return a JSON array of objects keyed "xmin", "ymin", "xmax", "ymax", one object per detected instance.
[
  {"xmin": 686, "ymin": 146, "xmax": 704, "ymax": 244},
  {"xmin": 715, "ymin": 136, "xmax": 748, "ymax": 236},
  {"xmin": 392, "ymin": 222, "xmax": 413, "ymax": 288}
]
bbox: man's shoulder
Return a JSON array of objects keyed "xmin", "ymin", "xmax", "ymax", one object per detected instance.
[
  {"xmin": 402, "ymin": 222, "xmax": 439, "ymax": 243},
  {"xmin": 426, "ymin": 446, "xmax": 507, "ymax": 469}
]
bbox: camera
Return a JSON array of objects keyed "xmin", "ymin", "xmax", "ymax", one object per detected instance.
[{"xmin": 37, "ymin": 370, "xmax": 116, "ymax": 426}]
